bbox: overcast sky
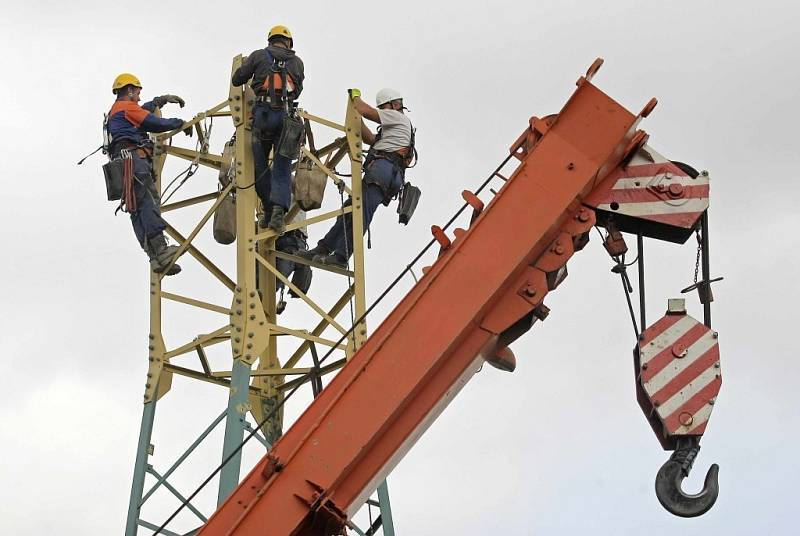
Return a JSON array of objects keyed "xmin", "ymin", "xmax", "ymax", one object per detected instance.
[{"xmin": 1, "ymin": 1, "xmax": 799, "ymax": 534}]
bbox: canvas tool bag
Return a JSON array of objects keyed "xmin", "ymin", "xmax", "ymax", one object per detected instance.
[
  {"xmin": 213, "ymin": 193, "xmax": 237, "ymax": 244},
  {"xmin": 293, "ymin": 156, "xmax": 327, "ymax": 211}
]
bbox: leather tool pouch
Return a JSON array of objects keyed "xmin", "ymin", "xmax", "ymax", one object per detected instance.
[
  {"xmin": 102, "ymin": 159, "xmax": 125, "ymax": 201},
  {"xmin": 276, "ymin": 114, "xmax": 304, "ymax": 159},
  {"xmin": 397, "ymin": 181, "xmax": 421, "ymax": 225}
]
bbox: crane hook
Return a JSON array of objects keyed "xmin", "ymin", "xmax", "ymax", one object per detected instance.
[{"xmin": 654, "ymin": 437, "xmax": 719, "ymax": 518}]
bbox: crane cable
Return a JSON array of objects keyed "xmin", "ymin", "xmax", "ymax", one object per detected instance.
[
  {"xmin": 154, "ymin": 151, "xmax": 516, "ymax": 534},
  {"xmin": 595, "ymin": 226, "xmax": 641, "ymax": 339}
]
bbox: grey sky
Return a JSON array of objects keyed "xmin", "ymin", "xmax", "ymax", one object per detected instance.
[{"xmin": 1, "ymin": 0, "xmax": 798, "ymax": 534}]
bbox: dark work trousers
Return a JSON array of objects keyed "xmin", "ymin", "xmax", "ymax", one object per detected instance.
[
  {"xmin": 276, "ymin": 231, "xmax": 309, "ymax": 292},
  {"xmin": 128, "ymin": 153, "xmax": 166, "ymax": 248},
  {"xmin": 252, "ymin": 103, "xmax": 292, "ymax": 211},
  {"xmin": 319, "ymin": 158, "xmax": 404, "ymax": 259}
]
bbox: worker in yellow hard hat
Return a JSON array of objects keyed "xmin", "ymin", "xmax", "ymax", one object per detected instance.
[
  {"xmin": 231, "ymin": 25, "xmax": 305, "ymax": 233},
  {"xmin": 106, "ymin": 73, "xmax": 191, "ymax": 275}
]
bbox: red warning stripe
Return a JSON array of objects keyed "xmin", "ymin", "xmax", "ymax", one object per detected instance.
[
  {"xmin": 597, "ymin": 184, "xmax": 709, "ymax": 204},
  {"xmin": 641, "ymin": 322, "xmax": 708, "ymax": 382},
  {"xmin": 651, "ymin": 343, "xmax": 720, "ymax": 404},
  {"xmin": 639, "ymin": 313, "xmax": 684, "ymax": 347},
  {"xmin": 687, "ymin": 420, "xmax": 708, "ymax": 436},
  {"xmin": 663, "ymin": 377, "xmax": 722, "ymax": 432},
  {"xmin": 608, "ymin": 162, "xmax": 690, "ymax": 181}
]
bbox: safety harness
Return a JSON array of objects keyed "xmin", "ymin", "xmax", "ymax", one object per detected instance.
[
  {"xmin": 260, "ymin": 50, "xmax": 296, "ymax": 108},
  {"xmin": 364, "ymin": 121, "xmax": 418, "ymax": 205}
]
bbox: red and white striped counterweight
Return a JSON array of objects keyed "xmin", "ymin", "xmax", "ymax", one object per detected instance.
[{"xmin": 635, "ymin": 299, "xmax": 721, "ymax": 448}]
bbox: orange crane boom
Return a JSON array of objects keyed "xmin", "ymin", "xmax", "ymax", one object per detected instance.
[{"xmin": 199, "ymin": 60, "xmax": 720, "ymax": 535}]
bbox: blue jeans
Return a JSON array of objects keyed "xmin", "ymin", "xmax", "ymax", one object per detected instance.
[
  {"xmin": 252, "ymin": 103, "xmax": 292, "ymax": 211},
  {"xmin": 129, "ymin": 153, "xmax": 166, "ymax": 247},
  {"xmin": 319, "ymin": 158, "xmax": 404, "ymax": 258},
  {"xmin": 276, "ymin": 231, "xmax": 308, "ymax": 292}
]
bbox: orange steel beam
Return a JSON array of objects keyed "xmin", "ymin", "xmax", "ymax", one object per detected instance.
[{"xmin": 200, "ymin": 73, "xmax": 648, "ymax": 535}]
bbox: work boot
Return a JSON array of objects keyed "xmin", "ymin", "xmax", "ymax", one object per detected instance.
[
  {"xmin": 146, "ymin": 234, "xmax": 182, "ymax": 275},
  {"xmin": 317, "ymin": 252, "xmax": 349, "ymax": 269},
  {"xmin": 296, "ymin": 243, "xmax": 330, "ymax": 261},
  {"xmin": 267, "ymin": 205, "xmax": 286, "ymax": 235}
]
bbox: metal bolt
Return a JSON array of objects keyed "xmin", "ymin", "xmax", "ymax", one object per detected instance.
[
  {"xmin": 709, "ymin": 399, "xmax": 715, "ymax": 405},
  {"xmin": 147, "ymin": 373, "xmax": 152, "ymax": 378},
  {"xmin": 247, "ymin": 343, "xmax": 253, "ymax": 349},
  {"xmin": 524, "ymin": 287, "xmax": 537, "ymax": 297},
  {"xmin": 234, "ymin": 105, "xmax": 241, "ymax": 111},
  {"xmin": 148, "ymin": 334, "xmax": 155, "ymax": 340},
  {"xmin": 235, "ymin": 337, "xmax": 241, "ymax": 343},
  {"xmin": 236, "ymin": 327, "xmax": 242, "ymax": 332},
  {"xmin": 234, "ymin": 115, "xmax": 241, "ymax": 122},
  {"xmin": 236, "ymin": 286, "xmax": 242, "ymax": 292},
  {"xmin": 236, "ymin": 299, "xmax": 242, "ymax": 304},
  {"xmin": 248, "ymin": 332, "xmax": 254, "ymax": 338},
  {"xmin": 146, "ymin": 383, "xmax": 151, "ymax": 388},
  {"xmin": 642, "ymin": 363, "xmax": 648, "ymax": 370},
  {"xmin": 237, "ymin": 310, "xmax": 242, "ymax": 315},
  {"xmin": 712, "ymin": 331, "xmax": 718, "ymax": 339},
  {"xmin": 714, "ymin": 362, "xmax": 720, "ymax": 368},
  {"xmin": 250, "ymin": 292, "xmax": 256, "ymax": 298},
  {"xmin": 148, "ymin": 345, "xmax": 154, "ymax": 350},
  {"xmin": 567, "ymin": 162, "xmax": 575, "ymax": 170},
  {"xmin": 250, "ymin": 303, "xmax": 255, "ymax": 309},
  {"xmin": 653, "ymin": 400, "xmax": 660, "ymax": 407}
]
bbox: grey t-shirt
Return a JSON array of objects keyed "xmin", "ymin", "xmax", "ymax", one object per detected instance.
[{"xmin": 373, "ymin": 109, "xmax": 412, "ymax": 153}]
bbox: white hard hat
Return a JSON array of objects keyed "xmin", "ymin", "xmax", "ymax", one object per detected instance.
[{"xmin": 376, "ymin": 88, "xmax": 403, "ymax": 106}]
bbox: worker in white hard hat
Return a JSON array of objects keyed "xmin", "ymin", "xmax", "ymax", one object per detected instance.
[
  {"xmin": 298, "ymin": 88, "xmax": 417, "ymax": 269},
  {"xmin": 231, "ymin": 25, "xmax": 306, "ymax": 234}
]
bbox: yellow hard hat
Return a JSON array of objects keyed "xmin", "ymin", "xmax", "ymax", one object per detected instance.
[
  {"xmin": 112, "ymin": 73, "xmax": 142, "ymax": 94},
  {"xmin": 268, "ymin": 25, "xmax": 293, "ymax": 42}
]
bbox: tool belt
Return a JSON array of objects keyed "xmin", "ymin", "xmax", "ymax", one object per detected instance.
[
  {"xmin": 110, "ymin": 140, "xmax": 153, "ymax": 160},
  {"xmin": 371, "ymin": 149, "xmax": 407, "ymax": 169},
  {"xmin": 254, "ymin": 93, "xmax": 294, "ymax": 108}
]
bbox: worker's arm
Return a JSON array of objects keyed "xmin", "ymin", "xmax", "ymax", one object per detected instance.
[
  {"xmin": 291, "ymin": 56, "xmax": 305, "ymax": 98},
  {"xmin": 141, "ymin": 114, "xmax": 186, "ymax": 133},
  {"xmin": 124, "ymin": 105, "xmax": 185, "ymax": 133},
  {"xmin": 360, "ymin": 119, "xmax": 376, "ymax": 145},
  {"xmin": 231, "ymin": 51, "xmax": 257, "ymax": 86},
  {"xmin": 353, "ymin": 97, "xmax": 380, "ymax": 123}
]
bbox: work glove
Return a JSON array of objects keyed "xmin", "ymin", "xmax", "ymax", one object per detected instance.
[
  {"xmin": 181, "ymin": 122, "xmax": 193, "ymax": 137},
  {"xmin": 153, "ymin": 94, "xmax": 186, "ymax": 108},
  {"xmin": 347, "ymin": 88, "xmax": 361, "ymax": 100}
]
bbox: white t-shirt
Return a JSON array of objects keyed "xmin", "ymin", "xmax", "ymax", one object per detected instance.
[{"xmin": 373, "ymin": 109, "xmax": 412, "ymax": 153}]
